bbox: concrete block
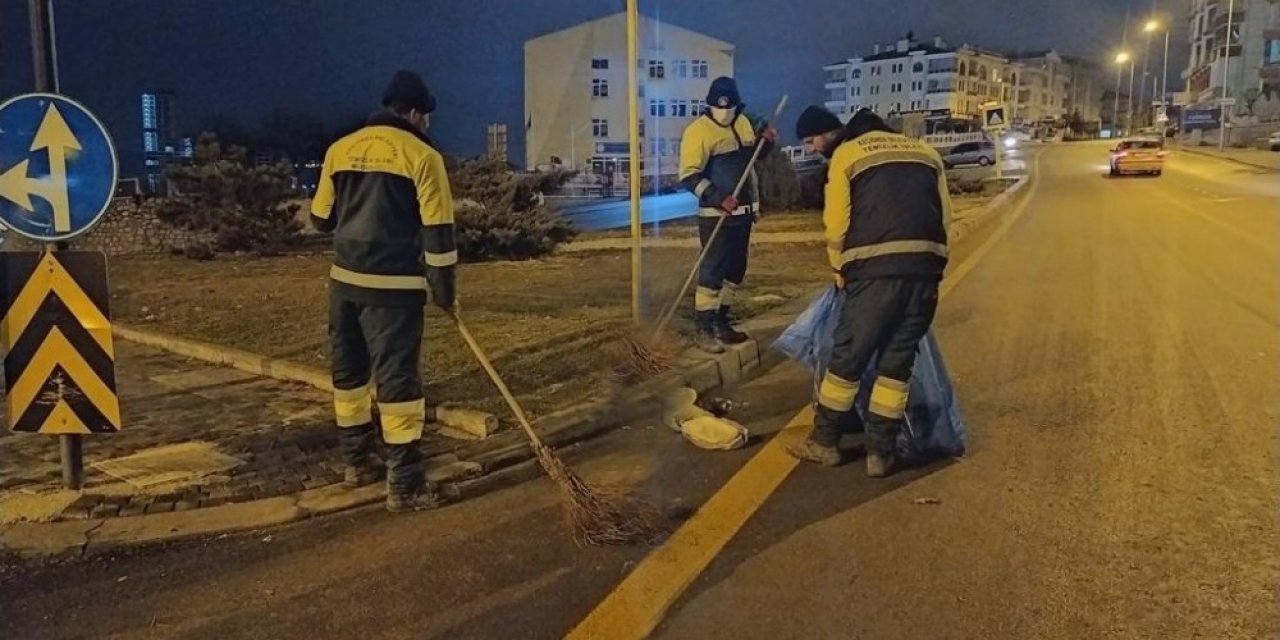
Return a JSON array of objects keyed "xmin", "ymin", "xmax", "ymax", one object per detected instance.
[
  {"xmin": 733, "ymin": 339, "xmax": 760, "ymax": 370},
  {"xmin": 683, "ymin": 360, "xmax": 721, "ymax": 394},
  {"xmin": 715, "ymin": 348, "xmax": 743, "ymax": 387}
]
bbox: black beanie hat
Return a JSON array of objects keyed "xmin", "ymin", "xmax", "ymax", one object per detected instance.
[
  {"xmin": 794, "ymin": 105, "xmax": 843, "ymax": 139},
  {"xmin": 382, "ymin": 70, "xmax": 436, "ymax": 114},
  {"xmin": 705, "ymin": 76, "xmax": 742, "ymax": 108}
]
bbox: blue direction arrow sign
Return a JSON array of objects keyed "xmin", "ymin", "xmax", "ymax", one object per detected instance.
[{"xmin": 0, "ymin": 93, "xmax": 118, "ymax": 242}]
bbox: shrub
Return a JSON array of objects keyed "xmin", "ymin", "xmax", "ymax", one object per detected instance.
[
  {"xmin": 448, "ymin": 158, "xmax": 578, "ymax": 260},
  {"xmin": 157, "ymin": 132, "xmax": 301, "ymax": 256}
]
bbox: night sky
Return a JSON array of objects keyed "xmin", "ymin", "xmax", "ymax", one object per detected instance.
[{"xmin": 2, "ymin": 0, "xmax": 1183, "ymax": 176}]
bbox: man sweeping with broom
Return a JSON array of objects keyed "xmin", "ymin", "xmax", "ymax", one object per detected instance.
[
  {"xmin": 311, "ymin": 70, "xmax": 457, "ymax": 512},
  {"xmin": 678, "ymin": 77, "xmax": 777, "ymax": 354}
]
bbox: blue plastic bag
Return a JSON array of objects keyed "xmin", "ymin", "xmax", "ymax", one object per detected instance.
[{"xmin": 771, "ymin": 288, "xmax": 967, "ymax": 460}]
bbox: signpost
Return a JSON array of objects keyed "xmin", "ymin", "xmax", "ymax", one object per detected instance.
[
  {"xmin": 0, "ymin": 3, "xmax": 121, "ymax": 489},
  {"xmin": 981, "ymin": 103, "xmax": 1009, "ymax": 180}
]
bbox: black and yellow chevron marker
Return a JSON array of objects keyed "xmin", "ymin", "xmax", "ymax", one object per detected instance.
[{"xmin": 0, "ymin": 251, "xmax": 119, "ymax": 434}]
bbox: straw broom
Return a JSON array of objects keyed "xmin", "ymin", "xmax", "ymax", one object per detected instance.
[
  {"xmin": 613, "ymin": 95, "xmax": 789, "ymax": 383},
  {"xmin": 448, "ymin": 311, "xmax": 664, "ymax": 546}
]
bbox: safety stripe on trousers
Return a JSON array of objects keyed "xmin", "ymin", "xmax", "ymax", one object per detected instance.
[
  {"xmin": 334, "ymin": 384, "xmax": 373, "ymax": 427},
  {"xmin": 720, "ymin": 281, "xmax": 739, "ymax": 307},
  {"xmin": 868, "ymin": 376, "xmax": 909, "ymax": 419},
  {"xmin": 695, "ymin": 286, "xmax": 721, "ymax": 312},
  {"xmin": 379, "ymin": 398, "xmax": 426, "ymax": 444},
  {"xmin": 818, "ymin": 371, "xmax": 858, "ymax": 412}
]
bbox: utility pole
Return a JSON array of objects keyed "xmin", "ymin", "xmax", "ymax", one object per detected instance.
[
  {"xmin": 1219, "ymin": 0, "xmax": 1236, "ymax": 151},
  {"xmin": 28, "ymin": 0, "xmax": 82, "ymax": 490}
]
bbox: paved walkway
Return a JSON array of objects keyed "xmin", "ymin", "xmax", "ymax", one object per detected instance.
[
  {"xmin": 1181, "ymin": 146, "xmax": 1280, "ymax": 171},
  {"xmin": 0, "ymin": 343, "xmax": 479, "ymax": 522}
]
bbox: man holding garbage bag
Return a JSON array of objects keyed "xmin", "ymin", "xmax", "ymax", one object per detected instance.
[{"xmin": 787, "ymin": 106, "xmax": 951, "ymax": 477}]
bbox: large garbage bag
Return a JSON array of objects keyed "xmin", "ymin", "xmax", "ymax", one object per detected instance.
[{"xmin": 771, "ymin": 287, "xmax": 967, "ymax": 460}]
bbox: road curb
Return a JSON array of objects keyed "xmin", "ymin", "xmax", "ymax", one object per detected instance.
[
  {"xmin": 949, "ymin": 173, "xmax": 1031, "ymax": 243},
  {"xmin": 1179, "ymin": 147, "xmax": 1280, "ymax": 172},
  {"xmin": 112, "ymin": 324, "xmax": 335, "ymax": 391},
  {"xmin": 4, "ymin": 326, "xmax": 772, "ymax": 557}
]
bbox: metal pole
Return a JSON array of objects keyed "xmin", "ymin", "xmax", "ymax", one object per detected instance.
[
  {"xmin": 1113, "ymin": 65, "xmax": 1123, "ymax": 136},
  {"xmin": 626, "ymin": 0, "xmax": 642, "ymax": 324},
  {"xmin": 1161, "ymin": 30, "xmax": 1170, "ymax": 113},
  {"xmin": 46, "ymin": 0, "xmax": 61, "ymax": 92},
  {"xmin": 1139, "ymin": 32, "xmax": 1151, "ymax": 125},
  {"xmin": 1126, "ymin": 61, "xmax": 1135, "ymax": 135},
  {"xmin": 29, "ymin": 0, "xmax": 82, "ymax": 490},
  {"xmin": 1219, "ymin": 0, "xmax": 1235, "ymax": 151}
]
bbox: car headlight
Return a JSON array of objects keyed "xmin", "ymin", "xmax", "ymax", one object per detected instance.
[{"xmin": 1004, "ymin": 138, "xmax": 1017, "ymax": 148}]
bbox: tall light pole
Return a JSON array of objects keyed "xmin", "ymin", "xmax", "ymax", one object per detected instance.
[
  {"xmin": 1126, "ymin": 54, "xmax": 1136, "ymax": 133},
  {"xmin": 1113, "ymin": 52, "xmax": 1131, "ymax": 136},
  {"xmin": 1219, "ymin": 0, "xmax": 1236, "ymax": 151},
  {"xmin": 1144, "ymin": 19, "xmax": 1170, "ymax": 127},
  {"xmin": 1116, "ymin": 52, "xmax": 1136, "ymax": 136}
]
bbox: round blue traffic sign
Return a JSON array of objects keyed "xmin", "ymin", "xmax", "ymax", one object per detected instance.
[{"xmin": 0, "ymin": 93, "xmax": 118, "ymax": 242}]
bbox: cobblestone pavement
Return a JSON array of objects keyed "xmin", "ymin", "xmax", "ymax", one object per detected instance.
[{"xmin": 0, "ymin": 342, "xmax": 478, "ymax": 522}]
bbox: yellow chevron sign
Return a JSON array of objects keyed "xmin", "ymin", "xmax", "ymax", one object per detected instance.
[{"xmin": 0, "ymin": 251, "xmax": 119, "ymax": 434}]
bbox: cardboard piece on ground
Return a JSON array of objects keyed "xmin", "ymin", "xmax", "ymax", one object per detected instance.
[{"xmin": 92, "ymin": 442, "xmax": 242, "ymax": 489}]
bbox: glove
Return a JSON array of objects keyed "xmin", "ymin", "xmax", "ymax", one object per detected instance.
[
  {"xmin": 719, "ymin": 194, "xmax": 739, "ymax": 213},
  {"xmin": 427, "ymin": 267, "xmax": 456, "ymax": 312},
  {"xmin": 760, "ymin": 124, "xmax": 778, "ymax": 143}
]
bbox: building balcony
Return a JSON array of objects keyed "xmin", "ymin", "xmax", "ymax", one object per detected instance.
[{"xmin": 825, "ymin": 81, "xmax": 848, "ymax": 89}]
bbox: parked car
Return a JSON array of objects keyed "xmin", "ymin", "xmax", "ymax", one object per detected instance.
[
  {"xmin": 1109, "ymin": 138, "xmax": 1165, "ymax": 176},
  {"xmin": 1268, "ymin": 131, "xmax": 1280, "ymax": 152},
  {"xmin": 943, "ymin": 141, "xmax": 996, "ymax": 168}
]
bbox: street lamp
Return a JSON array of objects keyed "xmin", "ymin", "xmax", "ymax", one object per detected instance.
[
  {"xmin": 1113, "ymin": 52, "xmax": 1132, "ymax": 136},
  {"xmin": 1145, "ymin": 19, "xmax": 1171, "ymax": 128}
]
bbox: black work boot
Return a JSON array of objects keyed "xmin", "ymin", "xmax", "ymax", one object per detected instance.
[
  {"xmin": 865, "ymin": 416, "xmax": 901, "ymax": 478},
  {"xmin": 713, "ymin": 307, "xmax": 750, "ymax": 345},
  {"xmin": 385, "ymin": 442, "xmax": 449, "ymax": 512},
  {"xmin": 694, "ymin": 310, "xmax": 726, "ymax": 354},
  {"xmin": 865, "ymin": 452, "xmax": 896, "ymax": 478},
  {"xmin": 338, "ymin": 424, "xmax": 384, "ymax": 488},
  {"xmin": 787, "ymin": 438, "xmax": 844, "ymax": 467}
]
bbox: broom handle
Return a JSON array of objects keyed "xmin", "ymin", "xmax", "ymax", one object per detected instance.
[
  {"xmin": 447, "ymin": 312, "xmax": 544, "ymax": 447},
  {"xmin": 651, "ymin": 94, "xmax": 789, "ymax": 340}
]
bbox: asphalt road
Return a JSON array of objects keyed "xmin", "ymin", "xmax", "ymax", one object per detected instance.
[{"xmin": 1, "ymin": 143, "xmax": 1274, "ymax": 639}]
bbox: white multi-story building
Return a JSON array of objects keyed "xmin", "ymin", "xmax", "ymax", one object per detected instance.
[
  {"xmin": 824, "ymin": 34, "xmax": 1104, "ymax": 131},
  {"xmin": 524, "ymin": 12, "xmax": 733, "ymax": 177},
  {"xmin": 823, "ymin": 34, "xmax": 1018, "ymax": 123},
  {"xmin": 1183, "ymin": 0, "xmax": 1280, "ymax": 122}
]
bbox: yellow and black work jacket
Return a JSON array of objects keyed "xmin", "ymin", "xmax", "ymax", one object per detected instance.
[
  {"xmin": 311, "ymin": 111, "xmax": 456, "ymax": 306},
  {"xmin": 678, "ymin": 110, "xmax": 770, "ymax": 224},
  {"xmin": 824, "ymin": 121, "xmax": 951, "ymax": 280}
]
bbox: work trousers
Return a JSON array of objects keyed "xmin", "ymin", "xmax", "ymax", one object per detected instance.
[
  {"xmin": 812, "ymin": 276, "xmax": 939, "ymax": 454},
  {"xmin": 694, "ymin": 216, "xmax": 753, "ymax": 314},
  {"xmin": 329, "ymin": 296, "xmax": 426, "ymax": 494}
]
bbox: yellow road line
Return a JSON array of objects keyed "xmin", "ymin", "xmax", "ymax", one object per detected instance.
[{"xmin": 566, "ymin": 152, "xmax": 1044, "ymax": 640}]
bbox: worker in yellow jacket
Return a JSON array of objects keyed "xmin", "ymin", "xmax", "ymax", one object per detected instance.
[
  {"xmin": 311, "ymin": 70, "xmax": 457, "ymax": 511},
  {"xmin": 678, "ymin": 77, "xmax": 776, "ymax": 353},
  {"xmin": 789, "ymin": 106, "xmax": 951, "ymax": 478}
]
